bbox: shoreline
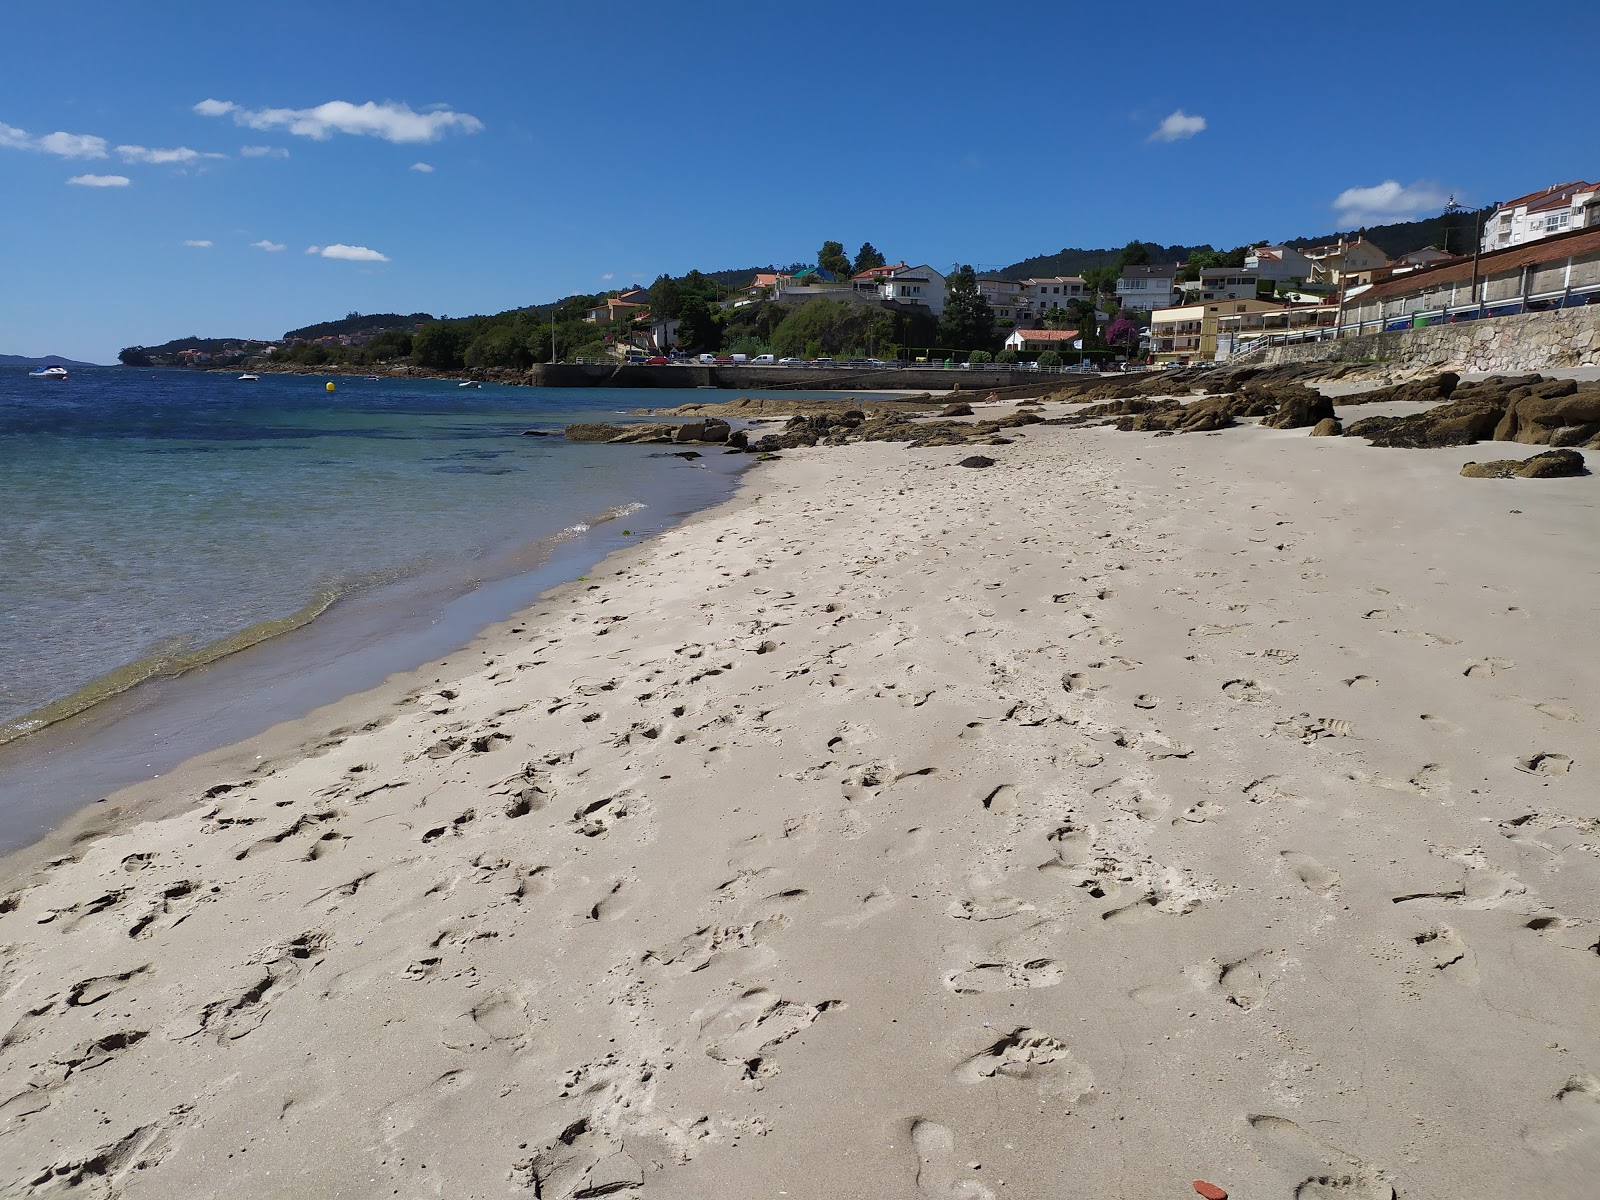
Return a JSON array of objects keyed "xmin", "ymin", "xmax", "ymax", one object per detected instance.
[{"xmin": 1, "ymin": 393, "xmax": 1595, "ymax": 1196}]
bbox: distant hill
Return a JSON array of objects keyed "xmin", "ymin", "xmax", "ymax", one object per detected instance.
[
  {"xmin": 1, "ymin": 353, "xmax": 101, "ymax": 367},
  {"xmin": 282, "ymin": 312, "xmax": 436, "ymax": 341}
]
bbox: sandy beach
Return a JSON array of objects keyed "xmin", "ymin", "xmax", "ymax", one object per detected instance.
[{"xmin": 1, "ymin": 391, "xmax": 1596, "ymax": 1198}]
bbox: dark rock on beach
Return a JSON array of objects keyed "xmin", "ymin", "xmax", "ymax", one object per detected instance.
[
  {"xmin": 1260, "ymin": 386, "xmax": 1336, "ymax": 430},
  {"xmin": 939, "ymin": 402, "xmax": 974, "ymax": 417},
  {"xmin": 958, "ymin": 455, "xmax": 996, "ymax": 468},
  {"xmin": 1461, "ymin": 449, "xmax": 1586, "ymax": 478}
]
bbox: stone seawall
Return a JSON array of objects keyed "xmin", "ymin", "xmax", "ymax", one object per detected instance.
[{"xmin": 1257, "ymin": 307, "xmax": 1600, "ymax": 376}]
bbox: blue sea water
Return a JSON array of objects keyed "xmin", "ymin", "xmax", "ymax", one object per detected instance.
[{"xmin": 0, "ymin": 367, "xmax": 753, "ymax": 743}]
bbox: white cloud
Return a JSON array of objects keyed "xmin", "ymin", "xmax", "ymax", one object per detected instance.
[
  {"xmin": 1333, "ymin": 179, "xmax": 1450, "ymax": 225},
  {"xmin": 410, "ymin": 161, "xmax": 434, "ymax": 173},
  {"xmin": 39, "ymin": 131, "xmax": 109, "ymax": 158},
  {"xmin": 240, "ymin": 144, "xmax": 289, "ymax": 158},
  {"xmin": 119, "ymin": 144, "xmax": 223, "ymax": 164},
  {"xmin": 317, "ymin": 243, "xmax": 390, "ymax": 263},
  {"xmin": 250, "ymin": 239, "xmax": 286, "ymax": 252},
  {"xmin": 305, "ymin": 245, "xmax": 321, "ymax": 255},
  {"xmin": 601, "ymin": 272, "xmax": 614, "ymax": 280},
  {"xmin": 1, "ymin": 123, "xmax": 110, "ymax": 158},
  {"xmin": 195, "ymin": 98, "xmax": 483, "ymax": 143},
  {"xmin": 1149, "ymin": 110, "xmax": 1206, "ymax": 143},
  {"xmin": 68, "ymin": 173, "xmax": 130, "ymax": 187},
  {"xmin": 183, "ymin": 239, "xmax": 213, "ymax": 248}
]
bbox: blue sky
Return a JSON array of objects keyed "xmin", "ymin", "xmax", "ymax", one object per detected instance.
[{"xmin": 5, "ymin": 0, "xmax": 1599, "ymax": 363}]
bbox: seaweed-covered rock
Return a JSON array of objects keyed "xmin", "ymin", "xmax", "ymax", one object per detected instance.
[
  {"xmin": 939, "ymin": 402, "xmax": 974, "ymax": 417},
  {"xmin": 564, "ymin": 422, "xmax": 678, "ymax": 443},
  {"xmin": 1310, "ymin": 417, "xmax": 1342, "ymax": 437},
  {"xmin": 1461, "ymin": 449, "xmax": 1586, "ymax": 479},
  {"xmin": 1343, "ymin": 393, "xmax": 1508, "ymax": 448},
  {"xmin": 1337, "ymin": 372, "xmax": 1460, "ymax": 406},
  {"xmin": 958, "ymin": 455, "xmax": 996, "ymax": 469},
  {"xmin": 1492, "ymin": 380, "xmax": 1600, "ymax": 446},
  {"xmin": 1260, "ymin": 386, "xmax": 1337, "ymax": 430}
]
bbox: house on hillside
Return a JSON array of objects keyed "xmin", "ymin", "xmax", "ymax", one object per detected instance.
[
  {"xmin": 1481, "ymin": 181, "xmax": 1600, "ymax": 253},
  {"xmin": 977, "ymin": 277, "xmax": 1030, "ymax": 322},
  {"xmin": 1022, "ymin": 275, "xmax": 1087, "ymax": 313},
  {"xmin": 877, "ymin": 264, "xmax": 947, "ymax": 315},
  {"xmin": 584, "ymin": 289, "xmax": 651, "ymax": 324},
  {"xmin": 1003, "ymin": 327, "xmax": 1082, "ymax": 355},
  {"xmin": 1115, "ymin": 264, "xmax": 1181, "ymax": 311},
  {"xmin": 1395, "ymin": 246, "xmax": 1458, "ymax": 270},
  {"xmin": 1301, "ymin": 237, "xmax": 1390, "ymax": 286}
]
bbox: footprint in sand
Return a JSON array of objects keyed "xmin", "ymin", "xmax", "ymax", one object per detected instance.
[
  {"xmin": 1281, "ymin": 850, "xmax": 1340, "ymax": 896},
  {"xmin": 1515, "ymin": 752, "xmax": 1573, "ymax": 777},
  {"xmin": 1246, "ymin": 1113, "xmax": 1397, "ymax": 1199},
  {"xmin": 1522, "ymin": 1075, "xmax": 1600, "ymax": 1152},
  {"xmin": 1463, "ymin": 656, "xmax": 1515, "ymax": 678},
  {"xmin": 953, "ymin": 1027, "xmax": 1094, "ymax": 1101},
  {"xmin": 943, "ymin": 958, "xmax": 1064, "ymax": 994},
  {"xmin": 908, "ymin": 1119, "xmax": 995, "ymax": 1200},
  {"xmin": 1409, "ymin": 925, "xmax": 1478, "ymax": 984},
  {"xmin": 1218, "ymin": 951, "xmax": 1276, "ymax": 1011}
]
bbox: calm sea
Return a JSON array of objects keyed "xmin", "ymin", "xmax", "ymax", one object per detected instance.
[{"xmin": 0, "ymin": 367, "xmax": 790, "ymax": 842}]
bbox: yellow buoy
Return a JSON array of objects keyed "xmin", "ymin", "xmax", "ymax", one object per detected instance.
[{"xmin": 325, "ymin": 381, "xmax": 336, "ymax": 392}]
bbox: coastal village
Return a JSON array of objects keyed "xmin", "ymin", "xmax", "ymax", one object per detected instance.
[{"xmin": 121, "ymin": 179, "xmax": 1600, "ymax": 376}]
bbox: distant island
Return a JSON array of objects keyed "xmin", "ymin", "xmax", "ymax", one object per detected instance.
[{"xmin": 1, "ymin": 353, "xmax": 102, "ymax": 368}]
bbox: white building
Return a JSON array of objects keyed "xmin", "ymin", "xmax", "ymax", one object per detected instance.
[
  {"xmin": 1115, "ymin": 264, "xmax": 1180, "ymax": 311},
  {"xmin": 1481, "ymin": 181, "xmax": 1600, "ymax": 253},
  {"xmin": 976, "ymin": 278, "xmax": 1029, "ymax": 322},
  {"xmin": 877, "ymin": 264, "xmax": 947, "ymax": 316},
  {"xmin": 1021, "ymin": 275, "xmax": 1087, "ymax": 315}
]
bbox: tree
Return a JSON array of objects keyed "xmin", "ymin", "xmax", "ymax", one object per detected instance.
[
  {"xmin": 675, "ymin": 296, "xmax": 720, "ymax": 351},
  {"xmin": 649, "ymin": 274, "xmax": 683, "ymax": 320},
  {"xmin": 853, "ymin": 242, "xmax": 886, "ymax": 274},
  {"xmin": 412, "ymin": 322, "xmax": 469, "ymax": 369},
  {"xmin": 996, "ymin": 348, "xmax": 1019, "ymax": 364},
  {"xmin": 937, "ymin": 265, "xmax": 997, "ymax": 352},
  {"xmin": 1113, "ymin": 240, "xmax": 1152, "ymax": 271},
  {"xmin": 1037, "ymin": 350, "xmax": 1063, "ymax": 368},
  {"xmin": 968, "ymin": 350, "xmax": 993, "ymax": 365},
  {"xmin": 817, "ymin": 240, "xmax": 852, "ymax": 279},
  {"xmin": 118, "ymin": 346, "xmax": 151, "ymax": 366},
  {"xmin": 1104, "ymin": 316, "xmax": 1140, "ymax": 357},
  {"xmin": 1082, "ymin": 265, "xmax": 1119, "ymax": 297}
]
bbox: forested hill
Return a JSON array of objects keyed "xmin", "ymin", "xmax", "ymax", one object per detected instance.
[
  {"xmin": 282, "ymin": 312, "xmax": 436, "ymax": 340},
  {"xmin": 995, "ymin": 207, "xmax": 1495, "ymax": 279}
]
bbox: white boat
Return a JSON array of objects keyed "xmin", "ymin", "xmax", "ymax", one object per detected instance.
[
  {"xmin": 28, "ymin": 366, "xmax": 68, "ymax": 379},
  {"xmin": 237, "ymin": 373, "xmax": 260, "ymax": 381},
  {"xmin": 458, "ymin": 380, "xmax": 481, "ymax": 389}
]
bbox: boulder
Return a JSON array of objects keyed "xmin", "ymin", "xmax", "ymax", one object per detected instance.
[
  {"xmin": 1461, "ymin": 449, "xmax": 1586, "ymax": 479},
  {"xmin": 939, "ymin": 402, "xmax": 974, "ymax": 417},
  {"xmin": 672, "ymin": 420, "xmax": 707, "ymax": 443},
  {"xmin": 1117, "ymin": 394, "xmax": 1255, "ymax": 434},
  {"xmin": 1261, "ymin": 386, "xmax": 1337, "ymax": 430},
  {"xmin": 1343, "ymin": 393, "xmax": 1507, "ymax": 448},
  {"xmin": 726, "ymin": 430, "xmax": 749, "ymax": 450},
  {"xmin": 1338, "ymin": 372, "xmax": 1460, "ymax": 406},
  {"xmin": 958, "ymin": 455, "xmax": 996, "ymax": 468},
  {"xmin": 1310, "ymin": 417, "xmax": 1342, "ymax": 437},
  {"xmin": 564, "ymin": 422, "xmax": 675, "ymax": 443},
  {"xmin": 1492, "ymin": 380, "xmax": 1600, "ymax": 446}
]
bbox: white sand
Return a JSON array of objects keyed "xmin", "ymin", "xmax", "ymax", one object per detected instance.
[{"xmin": 1, "ymin": 399, "xmax": 1596, "ymax": 1199}]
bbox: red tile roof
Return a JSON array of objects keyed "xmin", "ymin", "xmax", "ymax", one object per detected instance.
[
  {"xmin": 1347, "ymin": 221, "xmax": 1600, "ymax": 304},
  {"xmin": 1014, "ymin": 328, "xmax": 1081, "ymax": 341},
  {"xmin": 1523, "ymin": 183, "xmax": 1595, "ymax": 213}
]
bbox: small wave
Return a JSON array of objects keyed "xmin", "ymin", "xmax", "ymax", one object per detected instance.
[
  {"xmin": 601, "ymin": 501, "xmax": 647, "ymax": 521},
  {"xmin": 0, "ymin": 585, "xmax": 344, "ymax": 747}
]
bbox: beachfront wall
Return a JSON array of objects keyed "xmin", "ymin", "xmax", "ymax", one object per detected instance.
[{"xmin": 1255, "ymin": 304, "xmax": 1600, "ymax": 375}]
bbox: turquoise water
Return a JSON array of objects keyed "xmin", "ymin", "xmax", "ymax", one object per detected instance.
[{"xmin": 0, "ymin": 367, "xmax": 749, "ymax": 740}]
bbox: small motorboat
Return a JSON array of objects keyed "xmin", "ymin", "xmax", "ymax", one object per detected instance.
[
  {"xmin": 363, "ymin": 375, "xmax": 381, "ymax": 381},
  {"xmin": 458, "ymin": 380, "xmax": 481, "ymax": 389},
  {"xmin": 237, "ymin": 373, "xmax": 260, "ymax": 381},
  {"xmin": 28, "ymin": 366, "xmax": 68, "ymax": 379}
]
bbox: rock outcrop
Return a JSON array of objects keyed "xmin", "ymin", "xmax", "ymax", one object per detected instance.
[
  {"xmin": 1492, "ymin": 379, "xmax": 1600, "ymax": 446},
  {"xmin": 1461, "ymin": 449, "xmax": 1586, "ymax": 478},
  {"xmin": 564, "ymin": 419, "xmax": 730, "ymax": 445},
  {"xmin": 1260, "ymin": 385, "xmax": 1337, "ymax": 429}
]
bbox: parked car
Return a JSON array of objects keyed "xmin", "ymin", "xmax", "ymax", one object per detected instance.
[
  {"xmin": 624, "ymin": 354, "xmax": 647, "ymax": 365},
  {"xmin": 811, "ymin": 357, "xmax": 835, "ymax": 367},
  {"xmin": 698, "ymin": 353, "xmax": 717, "ymax": 364},
  {"xmin": 865, "ymin": 358, "xmax": 886, "ymax": 366},
  {"xmin": 728, "ymin": 353, "xmax": 749, "ymax": 364},
  {"xmin": 778, "ymin": 357, "xmax": 806, "ymax": 366},
  {"xmin": 644, "ymin": 355, "xmax": 668, "ymax": 365},
  {"xmin": 714, "ymin": 355, "xmax": 734, "ymax": 365},
  {"xmin": 752, "ymin": 354, "xmax": 776, "ymax": 365}
]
